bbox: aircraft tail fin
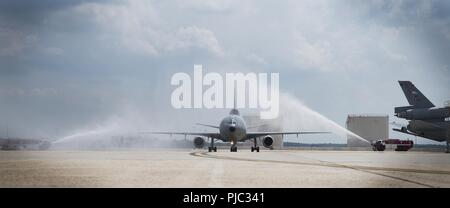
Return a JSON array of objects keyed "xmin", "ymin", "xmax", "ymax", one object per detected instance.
[
  {"xmin": 234, "ymin": 84, "xmax": 237, "ymax": 109},
  {"xmin": 229, "ymin": 84, "xmax": 240, "ymax": 115},
  {"xmin": 398, "ymin": 81, "xmax": 435, "ymax": 108}
]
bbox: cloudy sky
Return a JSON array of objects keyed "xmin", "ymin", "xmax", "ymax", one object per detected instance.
[{"xmin": 0, "ymin": 0, "xmax": 449, "ymax": 143}]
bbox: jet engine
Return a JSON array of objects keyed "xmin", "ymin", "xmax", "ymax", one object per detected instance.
[
  {"xmin": 262, "ymin": 136, "xmax": 274, "ymax": 149},
  {"xmin": 193, "ymin": 137, "xmax": 205, "ymax": 149}
]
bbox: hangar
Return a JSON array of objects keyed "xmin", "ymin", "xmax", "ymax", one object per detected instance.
[{"xmin": 346, "ymin": 114, "xmax": 389, "ymax": 147}]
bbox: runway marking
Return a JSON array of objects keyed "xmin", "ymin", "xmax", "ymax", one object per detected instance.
[
  {"xmin": 190, "ymin": 152, "xmax": 450, "ymax": 175},
  {"xmin": 189, "ymin": 151, "xmax": 447, "ymax": 188},
  {"xmin": 309, "ymin": 158, "xmax": 437, "ymax": 188}
]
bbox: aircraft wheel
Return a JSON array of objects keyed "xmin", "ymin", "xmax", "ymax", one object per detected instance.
[
  {"xmin": 256, "ymin": 147, "xmax": 260, "ymax": 152},
  {"xmin": 208, "ymin": 147, "xmax": 212, "ymax": 152},
  {"xmin": 231, "ymin": 146, "xmax": 237, "ymax": 152},
  {"xmin": 251, "ymin": 147, "xmax": 254, "ymax": 152},
  {"xmin": 214, "ymin": 147, "xmax": 217, "ymax": 152}
]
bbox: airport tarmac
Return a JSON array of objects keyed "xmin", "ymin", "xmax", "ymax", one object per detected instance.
[{"xmin": 1, "ymin": 149, "xmax": 450, "ymax": 188}]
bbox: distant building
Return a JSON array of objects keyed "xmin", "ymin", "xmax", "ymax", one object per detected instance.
[
  {"xmin": 346, "ymin": 115, "xmax": 389, "ymax": 147},
  {"xmin": 243, "ymin": 115, "xmax": 283, "ymax": 149},
  {"xmin": 0, "ymin": 138, "xmax": 51, "ymax": 150}
]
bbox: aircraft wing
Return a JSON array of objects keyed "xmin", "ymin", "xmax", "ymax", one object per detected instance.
[
  {"xmin": 195, "ymin": 123, "xmax": 219, "ymax": 129},
  {"xmin": 392, "ymin": 128, "xmax": 420, "ymax": 137},
  {"xmin": 141, "ymin": 131, "xmax": 223, "ymax": 140},
  {"xmin": 245, "ymin": 131, "xmax": 330, "ymax": 139}
]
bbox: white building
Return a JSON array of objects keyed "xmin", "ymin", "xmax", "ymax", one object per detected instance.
[{"xmin": 346, "ymin": 115, "xmax": 389, "ymax": 147}]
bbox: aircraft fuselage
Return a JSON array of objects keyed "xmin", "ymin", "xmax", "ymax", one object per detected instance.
[{"xmin": 219, "ymin": 114, "xmax": 247, "ymax": 144}]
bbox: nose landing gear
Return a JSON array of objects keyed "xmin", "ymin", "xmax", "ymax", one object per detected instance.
[
  {"xmin": 230, "ymin": 145, "xmax": 237, "ymax": 152},
  {"xmin": 229, "ymin": 140, "xmax": 238, "ymax": 152}
]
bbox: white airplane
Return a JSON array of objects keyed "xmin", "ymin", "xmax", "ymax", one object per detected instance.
[{"xmin": 145, "ymin": 105, "xmax": 329, "ymax": 152}]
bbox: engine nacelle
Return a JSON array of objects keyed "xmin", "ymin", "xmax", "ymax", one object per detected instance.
[
  {"xmin": 193, "ymin": 137, "xmax": 205, "ymax": 149},
  {"xmin": 262, "ymin": 136, "xmax": 274, "ymax": 149}
]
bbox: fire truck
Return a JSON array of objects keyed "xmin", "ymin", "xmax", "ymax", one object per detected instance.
[{"xmin": 372, "ymin": 139, "xmax": 414, "ymax": 151}]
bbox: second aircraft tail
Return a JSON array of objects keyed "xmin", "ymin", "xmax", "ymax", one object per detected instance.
[{"xmin": 398, "ymin": 81, "xmax": 435, "ymax": 109}]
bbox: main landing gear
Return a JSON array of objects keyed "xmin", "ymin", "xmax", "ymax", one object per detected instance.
[
  {"xmin": 208, "ymin": 138, "xmax": 217, "ymax": 152},
  {"xmin": 251, "ymin": 138, "xmax": 260, "ymax": 152},
  {"xmin": 446, "ymin": 131, "xmax": 449, "ymax": 153},
  {"xmin": 446, "ymin": 139, "xmax": 449, "ymax": 154}
]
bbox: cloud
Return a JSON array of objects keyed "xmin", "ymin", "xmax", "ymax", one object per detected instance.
[
  {"xmin": 0, "ymin": 27, "xmax": 37, "ymax": 56},
  {"xmin": 171, "ymin": 26, "xmax": 224, "ymax": 57},
  {"xmin": 246, "ymin": 53, "xmax": 267, "ymax": 65},
  {"xmin": 284, "ymin": 0, "xmax": 450, "ymax": 76},
  {"xmin": 0, "ymin": 88, "xmax": 60, "ymax": 97},
  {"xmin": 293, "ymin": 34, "xmax": 333, "ymax": 71},
  {"xmin": 42, "ymin": 47, "xmax": 63, "ymax": 56},
  {"xmin": 176, "ymin": 0, "xmax": 236, "ymax": 13},
  {"xmin": 72, "ymin": 1, "xmax": 224, "ymax": 57}
]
